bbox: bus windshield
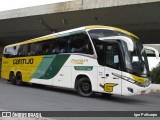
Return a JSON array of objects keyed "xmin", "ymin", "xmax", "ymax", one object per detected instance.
[
  {"xmin": 88, "ymin": 29, "xmax": 150, "ymax": 77},
  {"xmin": 121, "ymin": 39, "xmax": 149, "ymax": 77}
]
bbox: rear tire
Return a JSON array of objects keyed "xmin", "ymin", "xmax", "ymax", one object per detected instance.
[
  {"xmin": 9, "ymin": 72, "xmax": 16, "ymax": 85},
  {"xmin": 16, "ymin": 73, "xmax": 24, "ymax": 86},
  {"xmin": 76, "ymin": 77, "xmax": 93, "ymax": 97}
]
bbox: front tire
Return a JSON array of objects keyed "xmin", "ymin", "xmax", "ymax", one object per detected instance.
[
  {"xmin": 16, "ymin": 73, "xmax": 24, "ymax": 86},
  {"xmin": 76, "ymin": 77, "xmax": 93, "ymax": 97}
]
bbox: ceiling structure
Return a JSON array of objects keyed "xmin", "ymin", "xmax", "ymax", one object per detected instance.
[{"xmin": 0, "ymin": 0, "xmax": 160, "ymax": 51}]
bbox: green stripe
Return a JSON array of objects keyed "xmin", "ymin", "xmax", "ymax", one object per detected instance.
[{"xmin": 31, "ymin": 54, "xmax": 70, "ymax": 79}]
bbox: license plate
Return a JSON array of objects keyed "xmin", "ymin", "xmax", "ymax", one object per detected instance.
[{"xmin": 141, "ymin": 91, "xmax": 146, "ymax": 95}]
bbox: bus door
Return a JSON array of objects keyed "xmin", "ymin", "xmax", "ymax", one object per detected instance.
[{"xmin": 103, "ymin": 42, "xmax": 122, "ymax": 95}]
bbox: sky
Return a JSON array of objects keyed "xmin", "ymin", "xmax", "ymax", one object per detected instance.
[{"xmin": 0, "ymin": 0, "xmax": 72, "ymax": 12}]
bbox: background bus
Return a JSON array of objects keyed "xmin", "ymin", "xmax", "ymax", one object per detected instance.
[{"xmin": 1, "ymin": 25, "xmax": 153, "ymax": 96}]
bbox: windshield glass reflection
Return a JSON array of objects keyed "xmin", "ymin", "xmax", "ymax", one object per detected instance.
[{"xmin": 121, "ymin": 39, "xmax": 149, "ymax": 76}]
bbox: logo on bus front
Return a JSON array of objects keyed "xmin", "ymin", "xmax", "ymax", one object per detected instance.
[{"xmin": 99, "ymin": 83, "xmax": 118, "ymax": 92}]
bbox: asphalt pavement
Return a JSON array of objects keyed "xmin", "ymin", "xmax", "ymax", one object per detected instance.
[{"xmin": 0, "ymin": 78, "xmax": 160, "ymax": 120}]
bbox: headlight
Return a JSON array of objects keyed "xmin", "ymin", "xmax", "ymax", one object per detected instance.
[
  {"xmin": 121, "ymin": 75, "xmax": 150, "ymax": 87},
  {"xmin": 121, "ymin": 76, "xmax": 136, "ymax": 83},
  {"xmin": 113, "ymin": 73, "xmax": 151, "ymax": 87},
  {"xmin": 135, "ymin": 80, "xmax": 151, "ymax": 87}
]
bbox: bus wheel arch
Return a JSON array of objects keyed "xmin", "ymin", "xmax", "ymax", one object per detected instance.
[
  {"xmin": 15, "ymin": 72, "xmax": 24, "ymax": 86},
  {"xmin": 75, "ymin": 75, "xmax": 93, "ymax": 97},
  {"xmin": 9, "ymin": 71, "xmax": 16, "ymax": 85}
]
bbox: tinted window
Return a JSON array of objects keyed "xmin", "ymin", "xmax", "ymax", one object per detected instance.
[
  {"xmin": 3, "ymin": 32, "xmax": 94, "ymax": 58},
  {"xmin": 41, "ymin": 41, "xmax": 52, "ymax": 55},
  {"xmin": 105, "ymin": 43, "xmax": 120, "ymax": 69},
  {"xmin": 56, "ymin": 37, "xmax": 68, "ymax": 53},
  {"xmin": 53, "ymin": 32, "xmax": 93, "ymax": 55},
  {"xmin": 70, "ymin": 32, "xmax": 93, "ymax": 54},
  {"xmin": 49, "ymin": 40, "xmax": 58, "ymax": 54},
  {"xmin": 93, "ymin": 40, "xmax": 105, "ymax": 65},
  {"xmin": 88, "ymin": 29, "xmax": 120, "ymax": 68},
  {"xmin": 4, "ymin": 46, "xmax": 19, "ymax": 58},
  {"xmin": 17, "ymin": 44, "xmax": 28, "ymax": 57},
  {"xmin": 28, "ymin": 40, "xmax": 54, "ymax": 56},
  {"xmin": 28, "ymin": 43, "xmax": 38, "ymax": 56}
]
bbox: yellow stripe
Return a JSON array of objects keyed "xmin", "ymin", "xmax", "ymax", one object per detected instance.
[
  {"xmin": 85, "ymin": 25, "xmax": 139, "ymax": 39},
  {"xmin": 131, "ymin": 74, "xmax": 146, "ymax": 83}
]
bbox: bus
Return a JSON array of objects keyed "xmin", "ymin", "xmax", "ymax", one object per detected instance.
[{"xmin": 1, "ymin": 25, "xmax": 159, "ymax": 97}]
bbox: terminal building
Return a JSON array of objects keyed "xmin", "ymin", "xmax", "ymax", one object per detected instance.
[{"xmin": 0, "ymin": 0, "xmax": 160, "ymax": 69}]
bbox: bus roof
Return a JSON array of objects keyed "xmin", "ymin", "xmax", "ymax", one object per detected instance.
[
  {"xmin": 85, "ymin": 25, "xmax": 138, "ymax": 39},
  {"xmin": 5, "ymin": 25, "xmax": 138, "ymax": 48}
]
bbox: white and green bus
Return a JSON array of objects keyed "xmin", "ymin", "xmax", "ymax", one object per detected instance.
[{"xmin": 1, "ymin": 25, "xmax": 158, "ymax": 96}]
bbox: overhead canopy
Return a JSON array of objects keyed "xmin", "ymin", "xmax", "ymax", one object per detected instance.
[{"xmin": 0, "ymin": 0, "xmax": 160, "ymax": 47}]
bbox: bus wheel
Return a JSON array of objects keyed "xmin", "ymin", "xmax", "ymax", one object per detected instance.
[
  {"xmin": 16, "ymin": 73, "xmax": 24, "ymax": 86},
  {"xmin": 76, "ymin": 77, "xmax": 93, "ymax": 97},
  {"xmin": 9, "ymin": 72, "xmax": 16, "ymax": 85}
]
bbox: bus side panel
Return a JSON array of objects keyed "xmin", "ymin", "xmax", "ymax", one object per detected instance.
[
  {"xmin": 1, "ymin": 56, "xmax": 44, "ymax": 82},
  {"xmin": 53, "ymin": 66, "xmax": 72, "ymax": 88},
  {"xmin": 29, "ymin": 54, "xmax": 71, "ymax": 86},
  {"xmin": 1, "ymin": 57, "xmax": 17, "ymax": 80},
  {"xmin": 67, "ymin": 55, "xmax": 99, "ymax": 92}
]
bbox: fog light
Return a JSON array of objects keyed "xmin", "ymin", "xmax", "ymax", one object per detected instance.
[{"xmin": 127, "ymin": 87, "xmax": 133, "ymax": 93}]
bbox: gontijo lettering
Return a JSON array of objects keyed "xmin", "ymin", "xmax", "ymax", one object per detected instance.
[{"xmin": 13, "ymin": 58, "xmax": 34, "ymax": 64}]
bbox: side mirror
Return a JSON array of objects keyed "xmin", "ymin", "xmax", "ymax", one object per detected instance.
[
  {"xmin": 144, "ymin": 46, "xmax": 159, "ymax": 60},
  {"xmin": 98, "ymin": 36, "xmax": 134, "ymax": 52}
]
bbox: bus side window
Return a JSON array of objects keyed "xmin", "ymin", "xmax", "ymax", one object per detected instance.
[
  {"xmin": 93, "ymin": 40, "xmax": 105, "ymax": 65},
  {"xmin": 28, "ymin": 43, "xmax": 36, "ymax": 56},
  {"xmin": 42, "ymin": 44, "xmax": 49, "ymax": 55},
  {"xmin": 57, "ymin": 38, "xmax": 68, "ymax": 53},
  {"xmin": 41, "ymin": 40, "xmax": 55, "ymax": 55},
  {"xmin": 70, "ymin": 33, "xmax": 93, "ymax": 54},
  {"xmin": 4, "ymin": 47, "xmax": 11, "ymax": 58},
  {"xmin": 51, "ymin": 39, "xmax": 59, "ymax": 54},
  {"xmin": 3, "ymin": 46, "xmax": 19, "ymax": 58},
  {"xmin": 3, "ymin": 48, "xmax": 7, "ymax": 58},
  {"xmin": 33, "ymin": 42, "xmax": 42, "ymax": 55},
  {"xmin": 17, "ymin": 44, "xmax": 28, "ymax": 57},
  {"xmin": 105, "ymin": 44, "xmax": 120, "ymax": 69},
  {"xmin": 71, "ymin": 39, "xmax": 86, "ymax": 53},
  {"xmin": 28, "ymin": 42, "xmax": 43, "ymax": 56},
  {"xmin": 3, "ymin": 47, "xmax": 10, "ymax": 58}
]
